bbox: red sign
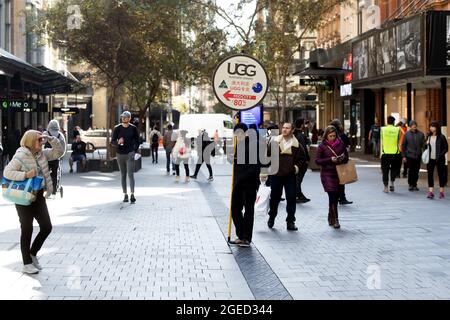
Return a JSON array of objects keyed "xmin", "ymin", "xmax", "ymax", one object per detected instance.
[
  {"xmin": 344, "ymin": 72, "xmax": 352, "ymax": 83},
  {"xmin": 223, "ymin": 90, "xmax": 257, "ymax": 101}
]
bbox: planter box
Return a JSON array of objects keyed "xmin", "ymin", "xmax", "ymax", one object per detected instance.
[
  {"xmin": 113, "ymin": 156, "xmax": 141, "ymax": 172},
  {"xmin": 100, "ymin": 159, "xmax": 116, "ymax": 173},
  {"xmin": 140, "ymin": 148, "xmax": 151, "ymax": 157}
]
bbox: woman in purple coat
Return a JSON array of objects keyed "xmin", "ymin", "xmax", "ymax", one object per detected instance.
[{"xmin": 315, "ymin": 126, "xmax": 349, "ymax": 229}]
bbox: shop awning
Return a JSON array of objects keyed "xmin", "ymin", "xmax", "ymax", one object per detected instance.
[
  {"xmin": 34, "ymin": 65, "xmax": 81, "ymax": 95},
  {"xmin": 293, "ymin": 67, "xmax": 348, "ymax": 77},
  {"xmin": 0, "ymin": 49, "xmax": 80, "ymax": 95}
]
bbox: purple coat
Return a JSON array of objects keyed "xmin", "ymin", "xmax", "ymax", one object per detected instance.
[{"xmin": 315, "ymin": 139, "xmax": 349, "ymax": 192}]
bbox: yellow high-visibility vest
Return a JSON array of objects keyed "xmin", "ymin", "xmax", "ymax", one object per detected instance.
[{"xmin": 381, "ymin": 125, "xmax": 401, "ymax": 155}]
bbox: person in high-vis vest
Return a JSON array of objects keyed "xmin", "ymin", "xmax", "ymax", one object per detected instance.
[{"xmin": 381, "ymin": 116, "xmax": 402, "ymax": 193}]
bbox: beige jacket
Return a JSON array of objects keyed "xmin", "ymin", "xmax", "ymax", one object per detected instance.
[{"xmin": 3, "ymin": 136, "xmax": 64, "ymax": 198}]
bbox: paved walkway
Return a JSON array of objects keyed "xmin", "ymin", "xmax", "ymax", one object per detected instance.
[
  {"xmin": 1, "ymin": 151, "xmax": 450, "ymax": 300},
  {"xmin": 210, "ymin": 154, "xmax": 450, "ymax": 300},
  {"xmin": 0, "ymin": 154, "xmax": 253, "ymax": 300}
]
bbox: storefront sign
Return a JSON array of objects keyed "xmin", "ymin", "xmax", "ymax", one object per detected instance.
[
  {"xmin": 53, "ymin": 106, "xmax": 80, "ymax": 114},
  {"xmin": 299, "ymin": 79, "xmax": 330, "ymax": 86},
  {"xmin": 353, "ymin": 14, "xmax": 422, "ymax": 82},
  {"xmin": 344, "ymin": 72, "xmax": 352, "ymax": 83},
  {"xmin": 213, "ymin": 54, "xmax": 268, "ymax": 111},
  {"xmin": 0, "ymin": 99, "xmax": 36, "ymax": 111},
  {"xmin": 340, "ymin": 84, "xmax": 352, "ymax": 97},
  {"xmin": 239, "ymin": 105, "xmax": 263, "ymax": 128},
  {"xmin": 427, "ymin": 11, "xmax": 450, "ymax": 73}
]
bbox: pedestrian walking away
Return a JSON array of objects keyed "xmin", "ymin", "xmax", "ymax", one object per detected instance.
[
  {"xmin": 163, "ymin": 124, "xmax": 176, "ymax": 175},
  {"xmin": 381, "ymin": 116, "xmax": 402, "ymax": 193},
  {"xmin": 191, "ymin": 129, "xmax": 214, "ymax": 181},
  {"xmin": 3, "ymin": 130, "xmax": 64, "ymax": 274},
  {"xmin": 172, "ymin": 130, "xmax": 192, "ymax": 183},
  {"xmin": 369, "ymin": 119, "xmax": 381, "ymax": 158},
  {"xmin": 43, "ymin": 120, "xmax": 66, "ymax": 195},
  {"xmin": 401, "ymin": 120, "xmax": 425, "ymax": 191},
  {"xmin": 293, "ymin": 118, "xmax": 311, "ymax": 203},
  {"xmin": 111, "ymin": 111, "xmax": 140, "ymax": 203},
  {"xmin": 149, "ymin": 126, "xmax": 162, "ymax": 164},
  {"xmin": 229, "ymin": 123, "xmax": 261, "ymax": 247},
  {"xmin": 263, "ymin": 122, "xmax": 307, "ymax": 231},
  {"xmin": 398, "ymin": 119, "xmax": 409, "ymax": 178},
  {"xmin": 330, "ymin": 119, "xmax": 353, "ymax": 205},
  {"xmin": 425, "ymin": 121, "xmax": 448, "ymax": 199},
  {"xmin": 315, "ymin": 126, "xmax": 349, "ymax": 229}
]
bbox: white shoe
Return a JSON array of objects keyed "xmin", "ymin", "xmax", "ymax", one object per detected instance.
[
  {"xmin": 31, "ymin": 255, "xmax": 42, "ymax": 270},
  {"xmin": 22, "ymin": 264, "xmax": 39, "ymax": 274}
]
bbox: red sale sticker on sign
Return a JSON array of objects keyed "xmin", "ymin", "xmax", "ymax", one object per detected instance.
[{"xmin": 213, "ymin": 55, "xmax": 269, "ymax": 111}]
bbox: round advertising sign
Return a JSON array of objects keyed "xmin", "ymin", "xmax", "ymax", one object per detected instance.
[{"xmin": 212, "ymin": 54, "xmax": 269, "ymax": 111}]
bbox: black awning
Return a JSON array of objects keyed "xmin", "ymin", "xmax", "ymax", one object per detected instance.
[
  {"xmin": 294, "ymin": 67, "xmax": 348, "ymax": 77},
  {"xmin": 34, "ymin": 65, "xmax": 81, "ymax": 95},
  {"xmin": 0, "ymin": 49, "xmax": 80, "ymax": 95}
]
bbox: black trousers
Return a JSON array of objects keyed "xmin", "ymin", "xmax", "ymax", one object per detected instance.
[
  {"xmin": 48, "ymin": 160, "xmax": 59, "ymax": 194},
  {"xmin": 427, "ymin": 159, "xmax": 448, "ymax": 188},
  {"xmin": 268, "ymin": 175, "xmax": 297, "ymax": 223},
  {"xmin": 407, "ymin": 157, "xmax": 421, "ymax": 187},
  {"xmin": 338, "ymin": 184, "xmax": 348, "ymax": 202},
  {"xmin": 381, "ymin": 154, "xmax": 401, "ymax": 186},
  {"xmin": 15, "ymin": 190, "xmax": 52, "ymax": 265},
  {"xmin": 165, "ymin": 149, "xmax": 175, "ymax": 172},
  {"xmin": 296, "ymin": 163, "xmax": 308, "ymax": 198},
  {"xmin": 231, "ymin": 184, "xmax": 257, "ymax": 242},
  {"xmin": 193, "ymin": 159, "xmax": 213, "ymax": 177},
  {"xmin": 175, "ymin": 158, "xmax": 190, "ymax": 176},
  {"xmin": 151, "ymin": 143, "xmax": 159, "ymax": 162}
]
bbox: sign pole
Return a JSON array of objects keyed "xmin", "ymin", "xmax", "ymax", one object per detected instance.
[{"xmin": 212, "ymin": 54, "xmax": 268, "ymax": 245}]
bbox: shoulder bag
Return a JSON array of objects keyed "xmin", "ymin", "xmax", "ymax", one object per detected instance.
[
  {"xmin": 2, "ymin": 159, "xmax": 44, "ymax": 206},
  {"xmin": 326, "ymin": 145, "xmax": 358, "ymax": 185}
]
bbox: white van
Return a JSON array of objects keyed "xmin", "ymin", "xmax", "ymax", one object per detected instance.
[{"xmin": 178, "ymin": 113, "xmax": 234, "ymax": 139}]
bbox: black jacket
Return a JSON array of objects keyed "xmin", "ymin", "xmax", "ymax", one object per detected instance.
[
  {"xmin": 234, "ymin": 137, "xmax": 261, "ymax": 187},
  {"xmin": 293, "ymin": 128, "xmax": 310, "ymax": 162},
  {"xmin": 426, "ymin": 133, "xmax": 448, "ymax": 162},
  {"xmin": 111, "ymin": 124, "xmax": 140, "ymax": 154}
]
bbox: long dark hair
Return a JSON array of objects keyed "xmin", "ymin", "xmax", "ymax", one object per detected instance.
[{"xmin": 429, "ymin": 121, "xmax": 441, "ymax": 136}]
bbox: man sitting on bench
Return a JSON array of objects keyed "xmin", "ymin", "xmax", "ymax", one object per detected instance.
[{"xmin": 70, "ymin": 135, "xmax": 87, "ymax": 173}]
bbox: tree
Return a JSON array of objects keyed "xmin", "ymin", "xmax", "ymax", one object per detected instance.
[
  {"xmin": 33, "ymin": 0, "xmax": 152, "ymax": 160},
  {"xmin": 193, "ymin": 0, "xmax": 349, "ymax": 123}
]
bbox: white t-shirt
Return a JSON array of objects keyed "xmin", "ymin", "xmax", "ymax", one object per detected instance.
[{"xmin": 430, "ymin": 136, "xmax": 437, "ymax": 160}]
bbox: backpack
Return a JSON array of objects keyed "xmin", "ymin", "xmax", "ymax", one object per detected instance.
[{"xmin": 152, "ymin": 132, "xmax": 159, "ymax": 144}]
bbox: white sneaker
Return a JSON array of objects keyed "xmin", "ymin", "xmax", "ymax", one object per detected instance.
[
  {"xmin": 31, "ymin": 255, "xmax": 42, "ymax": 270},
  {"xmin": 22, "ymin": 264, "xmax": 39, "ymax": 274}
]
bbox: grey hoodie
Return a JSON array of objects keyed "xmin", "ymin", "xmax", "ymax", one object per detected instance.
[
  {"xmin": 402, "ymin": 129, "xmax": 425, "ymax": 159},
  {"xmin": 44, "ymin": 120, "xmax": 66, "ymax": 159}
]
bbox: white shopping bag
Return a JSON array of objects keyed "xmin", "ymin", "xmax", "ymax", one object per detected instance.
[{"xmin": 255, "ymin": 185, "xmax": 271, "ymax": 215}]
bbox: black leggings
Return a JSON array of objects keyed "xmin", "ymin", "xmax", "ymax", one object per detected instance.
[
  {"xmin": 327, "ymin": 191, "xmax": 339, "ymax": 206},
  {"xmin": 175, "ymin": 159, "xmax": 190, "ymax": 176},
  {"xmin": 151, "ymin": 143, "xmax": 159, "ymax": 162},
  {"xmin": 48, "ymin": 160, "xmax": 59, "ymax": 194},
  {"xmin": 427, "ymin": 159, "xmax": 448, "ymax": 188},
  {"xmin": 15, "ymin": 190, "xmax": 52, "ymax": 265}
]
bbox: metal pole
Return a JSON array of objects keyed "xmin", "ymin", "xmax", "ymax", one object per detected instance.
[{"xmin": 227, "ymin": 134, "xmax": 236, "ymax": 243}]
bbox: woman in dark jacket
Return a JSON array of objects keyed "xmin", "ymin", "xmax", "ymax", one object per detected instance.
[
  {"xmin": 425, "ymin": 121, "xmax": 448, "ymax": 199},
  {"xmin": 315, "ymin": 126, "xmax": 349, "ymax": 229}
]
